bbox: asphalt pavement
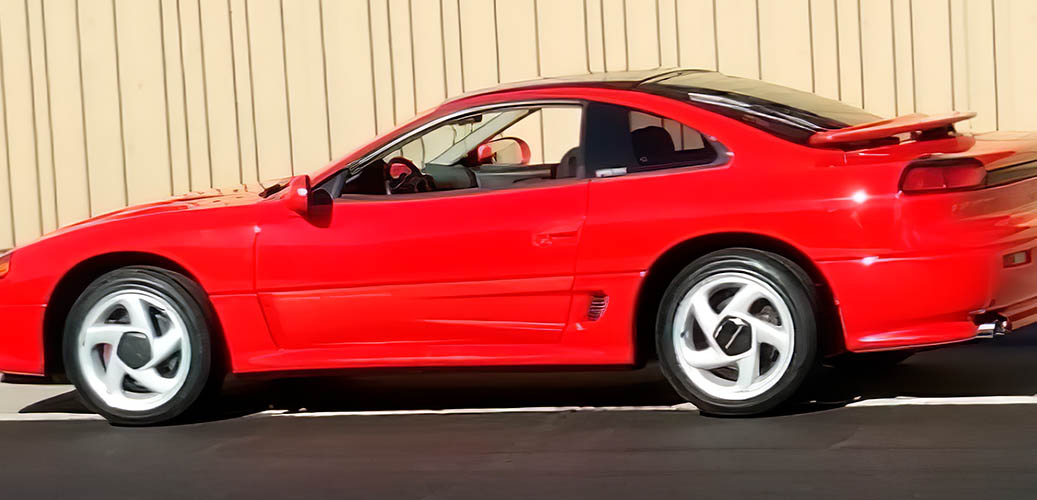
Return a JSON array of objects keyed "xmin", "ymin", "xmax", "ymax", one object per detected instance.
[{"xmin": 4, "ymin": 329, "xmax": 1037, "ymax": 499}]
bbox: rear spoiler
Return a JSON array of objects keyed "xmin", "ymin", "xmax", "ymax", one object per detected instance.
[{"xmin": 808, "ymin": 112, "xmax": 976, "ymax": 147}]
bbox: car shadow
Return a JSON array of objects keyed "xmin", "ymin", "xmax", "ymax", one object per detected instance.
[{"xmin": 21, "ymin": 325, "xmax": 1037, "ymax": 423}]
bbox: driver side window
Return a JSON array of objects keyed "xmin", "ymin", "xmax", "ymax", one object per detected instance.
[{"xmin": 336, "ymin": 104, "xmax": 584, "ymax": 197}]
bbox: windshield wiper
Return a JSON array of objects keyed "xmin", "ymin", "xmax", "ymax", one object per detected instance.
[{"xmin": 259, "ymin": 182, "xmax": 287, "ymax": 198}]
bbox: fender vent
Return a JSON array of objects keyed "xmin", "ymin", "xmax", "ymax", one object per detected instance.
[{"xmin": 587, "ymin": 294, "xmax": 609, "ymax": 321}]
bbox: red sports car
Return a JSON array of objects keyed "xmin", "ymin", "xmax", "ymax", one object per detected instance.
[{"xmin": 0, "ymin": 68, "xmax": 1032, "ymax": 424}]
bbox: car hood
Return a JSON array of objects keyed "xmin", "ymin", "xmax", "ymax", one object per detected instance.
[{"xmin": 47, "ymin": 184, "xmax": 267, "ymax": 236}]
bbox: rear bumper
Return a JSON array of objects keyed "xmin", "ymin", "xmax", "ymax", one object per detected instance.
[
  {"xmin": 819, "ymin": 250, "xmax": 996, "ymax": 352},
  {"xmin": 0, "ymin": 304, "xmax": 46, "ymax": 376},
  {"xmin": 818, "ymin": 169, "xmax": 1037, "ymax": 352}
]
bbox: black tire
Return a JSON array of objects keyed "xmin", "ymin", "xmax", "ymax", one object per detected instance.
[
  {"xmin": 656, "ymin": 248, "xmax": 819, "ymax": 416},
  {"xmin": 62, "ymin": 266, "xmax": 220, "ymax": 426}
]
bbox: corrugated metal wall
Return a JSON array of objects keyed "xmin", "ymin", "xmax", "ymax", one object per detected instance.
[{"xmin": 0, "ymin": 0, "xmax": 1034, "ymax": 247}]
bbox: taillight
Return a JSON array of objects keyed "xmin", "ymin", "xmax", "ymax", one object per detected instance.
[
  {"xmin": 0, "ymin": 250, "xmax": 10, "ymax": 279},
  {"xmin": 900, "ymin": 159, "xmax": 987, "ymax": 194}
]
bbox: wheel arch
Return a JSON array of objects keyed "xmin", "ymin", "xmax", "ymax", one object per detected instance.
[
  {"xmin": 43, "ymin": 252, "xmax": 225, "ymax": 378},
  {"xmin": 633, "ymin": 232, "xmax": 844, "ymax": 364}
]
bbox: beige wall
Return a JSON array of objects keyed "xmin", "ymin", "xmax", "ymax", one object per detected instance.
[{"xmin": 0, "ymin": 0, "xmax": 1034, "ymax": 248}]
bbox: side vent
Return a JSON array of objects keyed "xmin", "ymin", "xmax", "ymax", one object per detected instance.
[{"xmin": 587, "ymin": 293, "xmax": 609, "ymax": 321}]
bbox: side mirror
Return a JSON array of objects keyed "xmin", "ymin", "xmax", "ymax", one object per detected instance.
[
  {"xmin": 472, "ymin": 137, "xmax": 531, "ymax": 166},
  {"xmin": 284, "ymin": 175, "xmax": 332, "ymax": 224}
]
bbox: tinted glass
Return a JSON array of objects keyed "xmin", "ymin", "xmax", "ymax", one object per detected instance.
[
  {"xmin": 644, "ymin": 71, "xmax": 883, "ymax": 143},
  {"xmin": 628, "ymin": 110, "xmax": 717, "ymax": 168}
]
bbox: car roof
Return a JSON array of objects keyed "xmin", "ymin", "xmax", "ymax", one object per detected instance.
[
  {"xmin": 445, "ymin": 68, "xmax": 705, "ymax": 102},
  {"xmin": 449, "ymin": 68, "xmax": 883, "ymax": 144}
]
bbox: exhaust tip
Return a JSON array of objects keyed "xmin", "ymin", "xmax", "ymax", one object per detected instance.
[{"xmin": 976, "ymin": 315, "xmax": 1011, "ymax": 339}]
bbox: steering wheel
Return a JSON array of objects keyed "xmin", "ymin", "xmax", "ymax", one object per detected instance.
[{"xmin": 384, "ymin": 157, "xmax": 434, "ymax": 194}]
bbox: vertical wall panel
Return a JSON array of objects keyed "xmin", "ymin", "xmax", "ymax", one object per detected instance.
[
  {"xmin": 538, "ymin": 0, "xmax": 588, "ymax": 77},
  {"xmin": 675, "ymin": 0, "xmax": 715, "ymax": 70},
  {"xmin": 859, "ymin": 0, "xmax": 896, "ymax": 117},
  {"xmin": 25, "ymin": 0, "xmax": 56, "ymax": 232},
  {"xmin": 228, "ymin": 0, "xmax": 258, "ymax": 182},
  {"xmin": 246, "ymin": 0, "xmax": 292, "ymax": 179},
  {"xmin": 0, "ymin": 14, "xmax": 14, "ymax": 248},
  {"xmin": 810, "ymin": 0, "xmax": 839, "ymax": 99},
  {"xmin": 0, "ymin": 0, "xmax": 43, "ymax": 243},
  {"xmin": 834, "ymin": 0, "xmax": 862, "ymax": 107},
  {"xmin": 441, "ymin": 0, "xmax": 464, "ymax": 96},
  {"xmin": 759, "ymin": 0, "xmax": 812, "ymax": 92},
  {"xmin": 584, "ymin": 0, "xmax": 605, "ymax": 72},
  {"xmin": 962, "ymin": 0, "xmax": 997, "ymax": 132},
  {"xmin": 891, "ymin": 0, "xmax": 915, "ymax": 115},
  {"xmin": 283, "ymin": 0, "xmax": 331, "ymax": 170},
  {"xmin": 948, "ymin": 0, "xmax": 968, "ymax": 117},
  {"xmin": 199, "ymin": 0, "xmax": 244, "ymax": 185},
  {"xmin": 40, "ymin": 0, "xmax": 90, "ymax": 226},
  {"xmin": 177, "ymin": 0, "xmax": 213, "ymax": 189},
  {"xmin": 115, "ymin": 0, "xmax": 172, "ymax": 204},
  {"xmin": 911, "ymin": 0, "xmax": 953, "ymax": 115},
  {"xmin": 715, "ymin": 0, "xmax": 758, "ymax": 79},
  {"xmin": 495, "ymin": 0, "xmax": 538, "ymax": 83},
  {"xmin": 77, "ymin": 0, "xmax": 125, "ymax": 215},
  {"xmin": 623, "ymin": 0, "xmax": 659, "ymax": 70},
  {"xmin": 600, "ymin": 0, "xmax": 626, "ymax": 71},
  {"xmin": 458, "ymin": 0, "xmax": 497, "ymax": 90},
  {"xmin": 387, "ymin": 0, "xmax": 415, "ymax": 121},
  {"xmin": 657, "ymin": 0, "xmax": 678, "ymax": 67},
  {"xmin": 993, "ymin": 0, "xmax": 1037, "ymax": 131},
  {"xmin": 368, "ymin": 0, "xmax": 395, "ymax": 130},
  {"xmin": 160, "ymin": 0, "xmax": 190, "ymax": 193},
  {"xmin": 323, "ymin": 0, "xmax": 377, "ymax": 157},
  {"xmin": 410, "ymin": 0, "xmax": 447, "ymax": 110}
]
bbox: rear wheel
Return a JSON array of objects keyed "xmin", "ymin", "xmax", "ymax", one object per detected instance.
[
  {"xmin": 657, "ymin": 249, "xmax": 819, "ymax": 416},
  {"xmin": 63, "ymin": 266, "xmax": 218, "ymax": 425}
]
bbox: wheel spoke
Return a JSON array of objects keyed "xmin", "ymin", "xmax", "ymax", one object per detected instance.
[
  {"xmin": 125, "ymin": 368, "xmax": 177, "ymax": 394},
  {"xmin": 750, "ymin": 317, "xmax": 790, "ymax": 353},
  {"xmin": 118, "ymin": 296, "xmax": 154, "ymax": 336},
  {"xmin": 721, "ymin": 283, "xmax": 765, "ymax": 317},
  {"xmin": 102, "ymin": 358, "xmax": 128, "ymax": 394},
  {"xmin": 145, "ymin": 331, "xmax": 183, "ymax": 369},
  {"xmin": 680, "ymin": 342, "xmax": 737, "ymax": 370},
  {"xmin": 83, "ymin": 324, "xmax": 130, "ymax": 349},
  {"xmin": 735, "ymin": 350, "xmax": 759, "ymax": 390},
  {"xmin": 690, "ymin": 290, "xmax": 721, "ymax": 335}
]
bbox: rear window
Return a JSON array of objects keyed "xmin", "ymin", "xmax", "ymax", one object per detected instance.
[{"xmin": 644, "ymin": 71, "xmax": 883, "ymax": 143}]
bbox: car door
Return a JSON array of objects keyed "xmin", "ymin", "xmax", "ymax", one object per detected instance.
[{"xmin": 254, "ymin": 103, "xmax": 588, "ymax": 350}]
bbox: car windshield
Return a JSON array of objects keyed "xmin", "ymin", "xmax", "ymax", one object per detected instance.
[
  {"xmin": 423, "ymin": 109, "xmax": 533, "ymax": 167},
  {"xmin": 644, "ymin": 71, "xmax": 883, "ymax": 143}
]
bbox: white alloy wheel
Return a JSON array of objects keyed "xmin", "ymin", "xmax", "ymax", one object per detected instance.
[
  {"xmin": 75, "ymin": 290, "xmax": 192, "ymax": 412},
  {"xmin": 671, "ymin": 272, "xmax": 795, "ymax": 401}
]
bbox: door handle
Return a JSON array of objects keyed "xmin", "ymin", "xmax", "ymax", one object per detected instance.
[{"xmin": 533, "ymin": 229, "xmax": 579, "ymax": 248}]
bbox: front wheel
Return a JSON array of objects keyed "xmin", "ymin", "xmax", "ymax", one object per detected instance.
[
  {"xmin": 63, "ymin": 266, "xmax": 218, "ymax": 425},
  {"xmin": 657, "ymin": 249, "xmax": 819, "ymax": 416}
]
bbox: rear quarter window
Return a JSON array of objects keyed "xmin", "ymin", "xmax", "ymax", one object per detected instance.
[{"xmin": 628, "ymin": 110, "xmax": 719, "ymax": 169}]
